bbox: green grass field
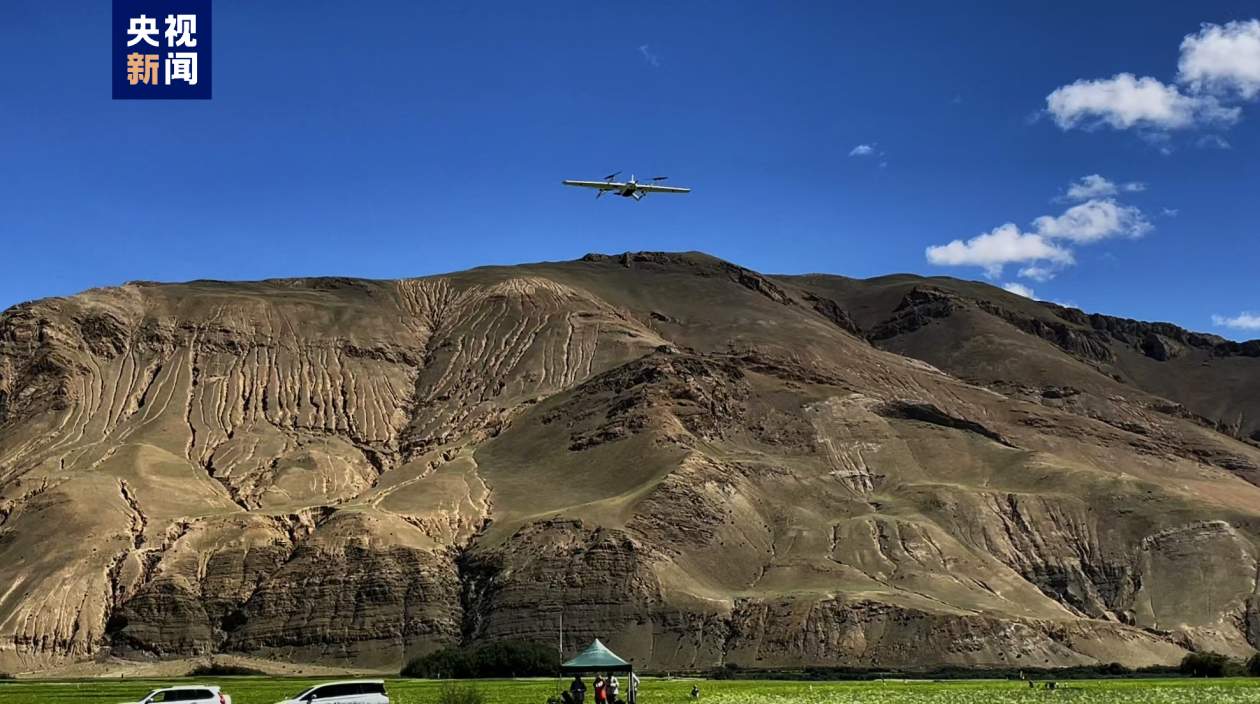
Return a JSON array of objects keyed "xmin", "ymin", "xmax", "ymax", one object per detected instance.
[{"xmin": 4, "ymin": 678, "xmax": 1260, "ymax": 704}]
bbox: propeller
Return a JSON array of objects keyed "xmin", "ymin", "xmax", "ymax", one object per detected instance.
[
  {"xmin": 604, "ymin": 171, "xmax": 621, "ymax": 181},
  {"xmin": 651, "ymin": 176, "xmax": 669, "ymax": 181}
]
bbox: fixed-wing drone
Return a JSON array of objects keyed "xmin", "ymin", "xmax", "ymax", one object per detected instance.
[{"xmin": 562, "ymin": 172, "xmax": 691, "ymax": 200}]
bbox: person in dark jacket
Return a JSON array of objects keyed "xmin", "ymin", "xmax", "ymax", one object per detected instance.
[{"xmin": 569, "ymin": 676, "xmax": 587, "ymax": 704}]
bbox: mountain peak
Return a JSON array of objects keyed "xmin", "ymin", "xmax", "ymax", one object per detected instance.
[{"xmin": 2, "ymin": 255, "xmax": 1259, "ymax": 674}]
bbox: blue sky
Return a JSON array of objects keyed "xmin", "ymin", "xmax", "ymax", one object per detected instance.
[{"xmin": 1, "ymin": 1, "xmax": 1257, "ymax": 338}]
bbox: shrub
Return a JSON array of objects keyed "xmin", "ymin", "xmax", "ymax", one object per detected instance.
[
  {"xmin": 437, "ymin": 682, "xmax": 485, "ymax": 704},
  {"xmin": 701, "ymin": 662, "xmax": 1180, "ymax": 681},
  {"xmin": 1179, "ymin": 652, "xmax": 1231, "ymax": 678},
  {"xmin": 1098, "ymin": 662, "xmax": 1131, "ymax": 677},
  {"xmin": 187, "ymin": 662, "xmax": 266, "ymax": 677},
  {"xmin": 402, "ymin": 639, "xmax": 560, "ymax": 679},
  {"xmin": 402, "ymin": 647, "xmax": 469, "ymax": 679}
]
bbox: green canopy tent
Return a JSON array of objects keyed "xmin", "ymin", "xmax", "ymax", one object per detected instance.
[{"xmin": 560, "ymin": 639, "xmax": 633, "ymax": 674}]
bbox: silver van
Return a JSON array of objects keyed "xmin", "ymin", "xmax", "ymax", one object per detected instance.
[{"xmin": 274, "ymin": 680, "xmax": 389, "ymax": 704}]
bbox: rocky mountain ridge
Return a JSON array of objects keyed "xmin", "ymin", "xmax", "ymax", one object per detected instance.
[{"xmin": 2, "ymin": 251, "xmax": 1259, "ymax": 674}]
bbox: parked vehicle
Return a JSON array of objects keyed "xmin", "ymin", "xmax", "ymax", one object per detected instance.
[
  {"xmin": 120, "ymin": 685, "xmax": 231, "ymax": 704},
  {"xmin": 275, "ymin": 680, "xmax": 389, "ymax": 703}
]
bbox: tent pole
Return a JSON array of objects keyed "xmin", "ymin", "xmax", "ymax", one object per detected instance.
[
  {"xmin": 558, "ymin": 611, "xmax": 563, "ymax": 699},
  {"xmin": 560, "ymin": 612, "xmax": 564, "ymax": 657}
]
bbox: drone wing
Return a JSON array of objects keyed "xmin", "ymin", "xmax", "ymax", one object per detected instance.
[
  {"xmin": 563, "ymin": 180, "xmax": 624, "ymax": 191},
  {"xmin": 635, "ymin": 183, "xmax": 691, "ymax": 194}
]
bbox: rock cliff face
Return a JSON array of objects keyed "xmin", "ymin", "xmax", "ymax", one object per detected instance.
[{"xmin": 2, "ymin": 252, "xmax": 1260, "ymax": 673}]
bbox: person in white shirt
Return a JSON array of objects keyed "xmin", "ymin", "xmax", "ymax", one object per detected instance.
[{"xmin": 608, "ymin": 675, "xmax": 620, "ymax": 703}]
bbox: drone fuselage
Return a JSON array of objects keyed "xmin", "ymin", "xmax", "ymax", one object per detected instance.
[{"xmin": 561, "ymin": 173, "xmax": 689, "ymax": 201}]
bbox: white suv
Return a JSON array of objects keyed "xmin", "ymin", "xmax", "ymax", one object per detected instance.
[
  {"xmin": 122, "ymin": 685, "xmax": 231, "ymax": 704},
  {"xmin": 275, "ymin": 680, "xmax": 389, "ymax": 703}
]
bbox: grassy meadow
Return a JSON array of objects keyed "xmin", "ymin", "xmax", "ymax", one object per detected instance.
[{"xmin": 4, "ymin": 677, "xmax": 1260, "ymax": 704}]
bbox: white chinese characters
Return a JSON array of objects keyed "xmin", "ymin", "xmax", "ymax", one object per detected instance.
[
  {"xmin": 164, "ymin": 14, "xmax": 197, "ymax": 47},
  {"xmin": 126, "ymin": 15, "xmax": 160, "ymax": 47},
  {"xmin": 166, "ymin": 52, "xmax": 198, "ymax": 86},
  {"xmin": 124, "ymin": 12, "xmax": 200, "ymax": 88}
]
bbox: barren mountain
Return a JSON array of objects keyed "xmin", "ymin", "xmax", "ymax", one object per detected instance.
[{"xmin": 2, "ymin": 251, "xmax": 1260, "ymax": 674}]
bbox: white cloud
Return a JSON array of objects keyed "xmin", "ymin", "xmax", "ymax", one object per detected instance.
[
  {"xmin": 1046, "ymin": 73, "xmax": 1239, "ymax": 131},
  {"xmin": 1046, "ymin": 21, "xmax": 1260, "ymax": 138},
  {"xmin": 1064, "ymin": 174, "xmax": 1145, "ymax": 201},
  {"xmin": 1001, "ymin": 282, "xmax": 1074, "ymax": 307},
  {"xmin": 1002, "ymin": 282, "xmax": 1037, "ymax": 299},
  {"xmin": 1161, "ymin": 207, "xmax": 1180, "ymax": 217},
  {"xmin": 1212, "ymin": 312, "xmax": 1260, "ymax": 330},
  {"xmin": 1197, "ymin": 134, "xmax": 1232, "ymax": 149},
  {"xmin": 1179, "ymin": 20, "xmax": 1260, "ymax": 99},
  {"xmin": 926, "ymin": 223, "xmax": 1074, "ymax": 278},
  {"xmin": 849, "ymin": 144, "xmax": 875, "ymax": 156},
  {"xmin": 1066, "ymin": 174, "xmax": 1115, "ymax": 200},
  {"xmin": 927, "ymin": 179, "xmax": 1152, "ymax": 279},
  {"xmin": 1018, "ymin": 265, "xmax": 1058, "ymax": 282},
  {"xmin": 638, "ymin": 45, "xmax": 661, "ymax": 68},
  {"xmin": 1031, "ymin": 199, "xmax": 1152, "ymax": 243}
]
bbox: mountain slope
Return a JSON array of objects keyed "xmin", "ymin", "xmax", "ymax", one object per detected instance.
[
  {"xmin": 786, "ymin": 273, "xmax": 1260, "ymax": 447},
  {"xmin": 1, "ymin": 252, "xmax": 1259, "ymax": 673}
]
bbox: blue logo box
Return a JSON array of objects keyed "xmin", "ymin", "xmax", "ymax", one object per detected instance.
[{"xmin": 112, "ymin": 0, "xmax": 212, "ymax": 99}]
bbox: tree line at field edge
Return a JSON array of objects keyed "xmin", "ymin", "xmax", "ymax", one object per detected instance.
[{"xmin": 394, "ymin": 640, "xmax": 1260, "ymax": 682}]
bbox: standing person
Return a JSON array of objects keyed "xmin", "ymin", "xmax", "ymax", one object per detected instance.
[
  {"xmin": 570, "ymin": 676, "xmax": 587, "ymax": 704},
  {"xmin": 628, "ymin": 672, "xmax": 640, "ymax": 704},
  {"xmin": 608, "ymin": 674, "xmax": 620, "ymax": 704},
  {"xmin": 690, "ymin": 684, "xmax": 700, "ymax": 699},
  {"xmin": 593, "ymin": 674, "xmax": 607, "ymax": 704}
]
